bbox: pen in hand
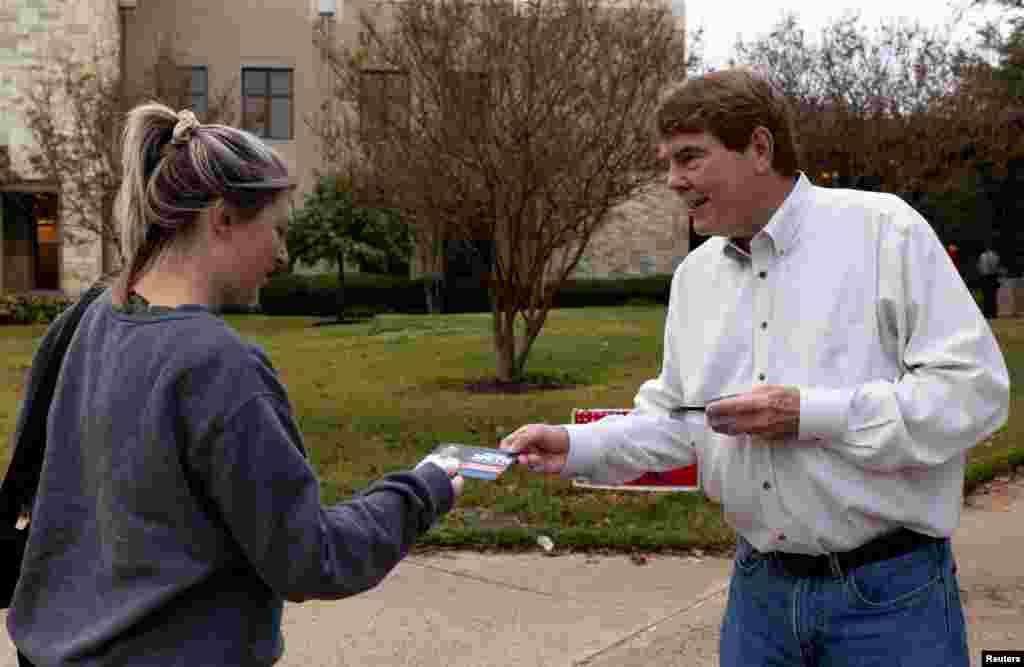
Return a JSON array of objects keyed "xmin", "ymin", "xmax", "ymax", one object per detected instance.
[{"xmin": 669, "ymin": 393, "xmax": 741, "ymax": 420}]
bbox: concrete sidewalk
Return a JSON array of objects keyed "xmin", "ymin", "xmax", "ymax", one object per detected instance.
[{"xmin": 1, "ymin": 473, "xmax": 1020, "ymax": 666}]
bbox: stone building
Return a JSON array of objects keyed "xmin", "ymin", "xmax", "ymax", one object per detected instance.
[
  {"xmin": 0, "ymin": 0, "xmax": 689, "ymax": 298},
  {"xmin": 0, "ymin": 0, "xmax": 120, "ymax": 297}
]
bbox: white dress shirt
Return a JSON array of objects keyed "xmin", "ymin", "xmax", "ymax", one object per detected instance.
[{"xmin": 562, "ymin": 172, "xmax": 1010, "ymax": 555}]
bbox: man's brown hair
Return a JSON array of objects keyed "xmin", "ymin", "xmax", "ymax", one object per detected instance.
[{"xmin": 654, "ymin": 68, "xmax": 801, "ymax": 178}]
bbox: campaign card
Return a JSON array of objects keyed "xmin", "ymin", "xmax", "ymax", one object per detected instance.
[{"xmin": 425, "ymin": 443, "xmax": 518, "ymax": 480}]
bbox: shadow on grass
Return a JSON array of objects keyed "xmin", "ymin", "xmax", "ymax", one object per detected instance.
[
  {"xmin": 312, "ymin": 315, "xmax": 375, "ymax": 327},
  {"xmin": 423, "ymin": 370, "xmax": 592, "ymax": 395}
]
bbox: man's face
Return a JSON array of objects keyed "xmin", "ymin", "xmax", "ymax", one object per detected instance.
[{"xmin": 658, "ymin": 130, "xmax": 764, "ymax": 240}]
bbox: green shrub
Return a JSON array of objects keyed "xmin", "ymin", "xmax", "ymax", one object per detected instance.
[
  {"xmin": 552, "ymin": 274, "xmax": 671, "ymax": 309},
  {"xmin": 0, "ymin": 293, "xmax": 74, "ymax": 325},
  {"xmin": 258, "ymin": 272, "xmax": 673, "ymax": 316},
  {"xmin": 259, "ymin": 272, "xmax": 426, "ymax": 316}
]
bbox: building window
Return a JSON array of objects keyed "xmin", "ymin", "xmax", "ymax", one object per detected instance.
[
  {"xmin": 189, "ymin": 67, "xmax": 208, "ymax": 117},
  {"xmin": 242, "ymin": 68, "xmax": 293, "ymax": 140},
  {"xmin": 359, "ymin": 69, "xmax": 410, "ymax": 145}
]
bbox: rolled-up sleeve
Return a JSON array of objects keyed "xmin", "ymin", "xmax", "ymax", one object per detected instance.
[{"xmin": 821, "ymin": 206, "xmax": 1010, "ymax": 472}]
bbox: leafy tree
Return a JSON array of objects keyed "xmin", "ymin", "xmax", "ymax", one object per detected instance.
[
  {"xmin": 732, "ymin": 11, "xmax": 981, "ymax": 194},
  {"xmin": 935, "ymin": 0, "xmax": 1024, "ymax": 268},
  {"xmin": 286, "ymin": 173, "xmax": 411, "ymax": 323},
  {"xmin": 731, "ymin": 9, "xmax": 1024, "ymax": 267}
]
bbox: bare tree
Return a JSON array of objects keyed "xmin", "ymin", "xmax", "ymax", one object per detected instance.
[
  {"xmin": 310, "ymin": 0, "xmax": 687, "ymax": 383},
  {"xmin": 19, "ymin": 34, "xmax": 237, "ymax": 276}
]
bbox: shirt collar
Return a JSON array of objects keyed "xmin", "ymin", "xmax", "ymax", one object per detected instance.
[
  {"xmin": 118, "ymin": 290, "xmax": 215, "ymax": 317},
  {"xmin": 723, "ymin": 171, "xmax": 812, "ymax": 262}
]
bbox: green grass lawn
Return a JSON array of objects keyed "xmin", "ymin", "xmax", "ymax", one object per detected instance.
[{"xmin": 2, "ymin": 306, "xmax": 1021, "ymax": 554}]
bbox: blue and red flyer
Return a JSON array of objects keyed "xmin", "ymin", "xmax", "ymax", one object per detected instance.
[{"xmin": 423, "ymin": 444, "xmax": 519, "ymax": 480}]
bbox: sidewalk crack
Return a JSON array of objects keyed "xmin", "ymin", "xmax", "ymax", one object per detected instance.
[
  {"xmin": 571, "ymin": 581, "xmax": 730, "ymax": 666},
  {"xmin": 403, "ymin": 560, "xmax": 564, "ymax": 599}
]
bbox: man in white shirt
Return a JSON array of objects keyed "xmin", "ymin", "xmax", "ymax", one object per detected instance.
[
  {"xmin": 501, "ymin": 68, "xmax": 1009, "ymax": 667},
  {"xmin": 977, "ymin": 246, "xmax": 1003, "ymax": 318}
]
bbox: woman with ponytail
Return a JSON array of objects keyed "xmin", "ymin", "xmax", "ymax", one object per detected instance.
[{"xmin": 7, "ymin": 102, "xmax": 462, "ymax": 666}]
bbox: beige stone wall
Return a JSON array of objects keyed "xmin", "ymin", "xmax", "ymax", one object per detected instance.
[
  {"xmin": 0, "ymin": 0, "xmax": 119, "ymax": 296},
  {"xmin": 122, "ymin": 0, "xmax": 331, "ymax": 211},
  {"xmin": 122, "ymin": 0, "xmax": 342, "ymax": 280},
  {"xmin": 564, "ymin": 181, "xmax": 689, "ymax": 279},
  {"xmin": 406, "ymin": 182, "xmax": 690, "ymax": 284}
]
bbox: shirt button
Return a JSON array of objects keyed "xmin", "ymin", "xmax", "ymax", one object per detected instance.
[
  {"xmin": 758, "ymin": 271, "xmax": 767, "ymax": 279},
  {"xmin": 758, "ymin": 373, "xmax": 766, "ymax": 381},
  {"xmin": 763, "ymin": 481, "xmax": 771, "ymax": 490},
  {"xmin": 760, "ymin": 321, "xmax": 767, "ymax": 330}
]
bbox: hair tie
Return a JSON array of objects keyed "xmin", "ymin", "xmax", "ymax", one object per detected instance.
[{"xmin": 171, "ymin": 110, "xmax": 200, "ymax": 146}]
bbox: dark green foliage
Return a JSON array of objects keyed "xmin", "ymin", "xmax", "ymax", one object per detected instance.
[
  {"xmin": 258, "ymin": 272, "xmax": 428, "ymax": 316},
  {"xmin": 287, "ymin": 174, "xmax": 411, "ymax": 277},
  {"xmin": 0, "ymin": 293, "xmax": 74, "ymax": 325},
  {"xmin": 257, "ymin": 272, "xmax": 673, "ymax": 317},
  {"xmin": 286, "ymin": 174, "xmax": 413, "ymax": 320}
]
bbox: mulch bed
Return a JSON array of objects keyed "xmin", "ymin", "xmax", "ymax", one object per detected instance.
[{"xmin": 462, "ymin": 377, "xmax": 578, "ymax": 394}]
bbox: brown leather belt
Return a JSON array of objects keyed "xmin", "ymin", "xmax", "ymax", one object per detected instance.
[{"xmin": 766, "ymin": 528, "xmax": 944, "ymax": 578}]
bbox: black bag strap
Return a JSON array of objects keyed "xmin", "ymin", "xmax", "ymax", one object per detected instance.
[{"xmin": 0, "ymin": 284, "xmax": 108, "ymax": 526}]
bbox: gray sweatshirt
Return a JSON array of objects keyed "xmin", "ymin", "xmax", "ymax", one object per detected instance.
[{"xmin": 7, "ymin": 288, "xmax": 454, "ymax": 665}]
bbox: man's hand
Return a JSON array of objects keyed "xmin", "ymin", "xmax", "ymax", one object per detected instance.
[
  {"xmin": 705, "ymin": 385, "xmax": 800, "ymax": 441},
  {"xmin": 498, "ymin": 424, "xmax": 570, "ymax": 474}
]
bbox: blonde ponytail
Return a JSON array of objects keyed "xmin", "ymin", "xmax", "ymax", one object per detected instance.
[{"xmin": 110, "ymin": 101, "xmax": 292, "ymax": 307}]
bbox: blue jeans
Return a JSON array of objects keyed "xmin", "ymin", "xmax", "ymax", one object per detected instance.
[{"xmin": 720, "ymin": 535, "xmax": 969, "ymax": 667}]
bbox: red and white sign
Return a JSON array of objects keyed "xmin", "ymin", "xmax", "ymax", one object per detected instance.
[{"xmin": 570, "ymin": 408, "xmax": 699, "ymax": 492}]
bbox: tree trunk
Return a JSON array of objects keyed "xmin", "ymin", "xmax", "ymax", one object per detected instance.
[
  {"xmin": 492, "ymin": 304, "xmax": 547, "ymax": 382},
  {"xmin": 424, "ymin": 272, "xmax": 443, "ymax": 315},
  {"xmin": 514, "ymin": 310, "xmax": 546, "ymax": 379},
  {"xmin": 493, "ymin": 308, "xmax": 517, "ymax": 382},
  {"xmin": 336, "ymin": 252, "xmax": 346, "ymax": 321},
  {"xmin": 424, "ymin": 233, "xmax": 445, "ymax": 315}
]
